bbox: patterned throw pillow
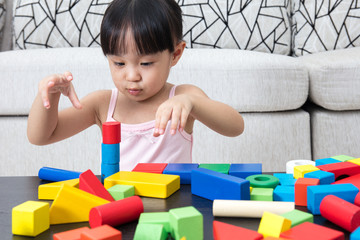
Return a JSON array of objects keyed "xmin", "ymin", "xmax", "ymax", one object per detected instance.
[
  {"xmin": 292, "ymin": 0, "xmax": 360, "ymax": 56},
  {"xmin": 0, "ymin": 0, "xmax": 5, "ymax": 44}
]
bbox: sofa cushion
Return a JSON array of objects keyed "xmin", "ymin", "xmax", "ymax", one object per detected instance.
[
  {"xmin": 292, "ymin": 0, "xmax": 360, "ymax": 56},
  {"xmin": 300, "ymin": 47, "xmax": 360, "ymax": 111},
  {"xmin": 0, "ymin": 0, "xmax": 5, "ymax": 45},
  {"xmin": 0, "ymin": 47, "xmax": 308, "ymax": 115}
]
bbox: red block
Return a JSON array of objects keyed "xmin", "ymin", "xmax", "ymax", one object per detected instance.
[
  {"xmin": 317, "ymin": 162, "xmax": 360, "ymax": 180},
  {"xmin": 53, "ymin": 227, "xmax": 89, "ymax": 240},
  {"xmin": 263, "ymin": 237, "xmax": 289, "ymax": 240},
  {"xmin": 280, "ymin": 222, "xmax": 344, "ymax": 240},
  {"xmin": 213, "ymin": 220, "xmax": 263, "ymax": 240},
  {"xmin": 132, "ymin": 163, "xmax": 168, "ymax": 174},
  {"xmin": 79, "ymin": 169, "xmax": 115, "ymax": 202},
  {"xmin": 102, "ymin": 122, "xmax": 121, "ymax": 144},
  {"xmin": 89, "ymin": 196, "xmax": 143, "ymax": 228},
  {"xmin": 332, "ymin": 173, "xmax": 360, "ymax": 189},
  {"xmin": 320, "ymin": 195, "xmax": 360, "ymax": 232},
  {"xmin": 81, "ymin": 225, "xmax": 122, "ymax": 240},
  {"xmin": 294, "ymin": 178, "xmax": 320, "ymax": 206}
]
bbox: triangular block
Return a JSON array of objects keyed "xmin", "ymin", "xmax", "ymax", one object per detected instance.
[
  {"xmin": 213, "ymin": 220, "xmax": 263, "ymax": 240},
  {"xmin": 38, "ymin": 178, "xmax": 79, "ymax": 200},
  {"xmin": 79, "ymin": 169, "xmax": 114, "ymax": 201}
]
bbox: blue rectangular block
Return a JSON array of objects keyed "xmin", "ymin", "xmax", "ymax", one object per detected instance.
[
  {"xmin": 279, "ymin": 178, "xmax": 297, "ymax": 186},
  {"xmin": 191, "ymin": 168, "xmax": 250, "ymax": 201},
  {"xmin": 273, "ymin": 173, "xmax": 293, "ymax": 180},
  {"xmin": 304, "ymin": 170, "xmax": 335, "ymax": 185},
  {"xmin": 228, "ymin": 163, "xmax": 262, "ymax": 179},
  {"xmin": 315, "ymin": 158, "xmax": 341, "ymax": 166},
  {"xmin": 307, "ymin": 183, "xmax": 359, "ymax": 215},
  {"xmin": 350, "ymin": 226, "xmax": 360, "ymax": 240},
  {"xmin": 273, "ymin": 186, "xmax": 294, "ymax": 202},
  {"xmin": 163, "ymin": 163, "xmax": 199, "ymax": 184}
]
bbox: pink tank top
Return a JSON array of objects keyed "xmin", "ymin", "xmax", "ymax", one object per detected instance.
[{"xmin": 106, "ymin": 86, "xmax": 193, "ymax": 171}]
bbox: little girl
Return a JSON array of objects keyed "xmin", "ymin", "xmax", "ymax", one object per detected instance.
[{"xmin": 27, "ymin": 0, "xmax": 244, "ymax": 171}]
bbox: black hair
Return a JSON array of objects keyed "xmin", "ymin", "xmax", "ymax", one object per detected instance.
[{"xmin": 100, "ymin": 0, "xmax": 183, "ymax": 56}]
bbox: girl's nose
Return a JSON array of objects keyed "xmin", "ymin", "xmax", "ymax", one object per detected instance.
[{"xmin": 126, "ymin": 67, "xmax": 141, "ymax": 82}]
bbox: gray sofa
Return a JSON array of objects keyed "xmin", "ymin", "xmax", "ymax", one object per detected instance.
[{"xmin": 0, "ymin": 0, "xmax": 359, "ymax": 176}]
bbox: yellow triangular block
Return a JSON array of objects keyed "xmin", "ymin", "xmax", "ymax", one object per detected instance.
[
  {"xmin": 38, "ymin": 178, "xmax": 79, "ymax": 200},
  {"xmin": 49, "ymin": 185, "xmax": 109, "ymax": 224},
  {"xmin": 258, "ymin": 211, "xmax": 292, "ymax": 238},
  {"xmin": 104, "ymin": 171, "xmax": 180, "ymax": 198}
]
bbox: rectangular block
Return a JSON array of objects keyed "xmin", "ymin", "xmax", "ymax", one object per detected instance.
[
  {"xmin": 104, "ymin": 171, "xmax": 180, "ymax": 199},
  {"xmin": 191, "ymin": 168, "xmax": 250, "ymax": 201},
  {"xmin": 304, "ymin": 170, "xmax": 335, "ymax": 185},
  {"xmin": 315, "ymin": 158, "xmax": 341, "ymax": 166},
  {"xmin": 139, "ymin": 212, "xmax": 171, "ymax": 234},
  {"xmin": 81, "ymin": 224, "xmax": 122, "ymax": 240},
  {"xmin": 107, "ymin": 184, "xmax": 135, "ymax": 200},
  {"xmin": 38, "ymin": 178, "xmax": 79, "ymax": 200},
  {"xmin": 53, "ymin": 227, "xmax": 89, "ymax": 240},
  {"xmin": 317, "ymin": 162, "xmax": 360, "ymax": 180},
  {"xmin": 251, "ymin": 188, "xmax": 273, "ymax": 201},
  {"xmin": 331, "ymin": 155, "xmax": 356, "ymax": 162},
  {"xmin": 199, "ymin": 163, "xmax": 231, "ymax": 174},
  {"xmin": 280, "ymin": 222, "xmax": 344, "ymax": 240},
  {"xmin": 132, "ymin": 163, "xmax": 168, "ymax": 174},
  {"xmin": 281, "ymin": 209, "xmax": 313, "ymax": 227},
  {"xmin": 307, "ymin": 183, "xmax": 359, "ymax": 215},
  {"xmin": 163, "ymin": 163, "xmax": 199, "ymax": 184},
  {"xmin": 134, "ymin": 223, "xmax": 167, "ymax": 240},
  {"xmin": 333, "ymin": 173, "xmax": 360, "ymax": 189},
  {"xmin": 295, "ymin": 178, "xmax": 320, "ymax": 207},
  {"xmin": 228, "ymin": 163, "xmax": 262, "ymax": 179},
  {"xmin": 169, "ymin": 206, "xmax": 203, "ymax": 240},
  {"xmin": 293, "ymin": 165, "xmax": 319, "ymax": 179},
  {"xmin": 273, "ymin": 186, "xmax": 294, "ymax": 202}
]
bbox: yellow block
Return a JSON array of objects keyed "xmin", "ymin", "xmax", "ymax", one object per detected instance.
[
  {"xmin": 293, "ymin": 165, "xmax": 319, "ymax": 179},
  {"xmin": 104, "ymin": 171, "xmax": 180, "ymax": 198},
  {"xmin": 49, "ymin": 185, "xmax": 109, "ymax": 224},
  {"xmin": 12, "ymin": 201, "xmax": 49, "ymax": 237},
  {"xmin": 258, "ymin": 211, "xmax": 292, "ymax": 238},
  {"xmin": 348, "ymin": 158, "xmax": 360, "ymax": 165},
  {"xmin": 38, "ymin": 178, "xmax": 79, "ymax": 200}
]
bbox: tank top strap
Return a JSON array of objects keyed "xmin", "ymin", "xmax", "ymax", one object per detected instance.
[
  {"xmin": 169, "ymin": 85, "xmax": 177, "ymax": 98},
  {"xmin": 106, "ymin": 88, "xmax": 118, "ymax": 122}
]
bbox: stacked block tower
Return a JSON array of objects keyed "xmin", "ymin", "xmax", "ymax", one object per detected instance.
[{"xmin": 101, "ymin": 122, "xmax": 121, "ymax": 183}]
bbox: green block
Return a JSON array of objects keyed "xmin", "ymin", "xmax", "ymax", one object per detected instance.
[
  {"xmin": 281, "ymin": 209, "xmax": 313, "ymax": 227},
  {"xmin": 139, "ymin": 212, "xmax": 171, "ymax": 234},
  {"xmin": 198, "ymin": 164, "xmax": 230, "ymax": 174},
  {"xmin": 107, "ymin": 184, "xmax": 134, "ymax": 200},
  {"xmin": 331, "ymin": 155, "xmax": 356, "ymax": 162},
  {"xmin": 169, "ymin": 206, "xmax": 203, "ymax": 240},
  {"xmin": 250, "ymin": 188, "xmax": 273, "ymax": 201},
  {"xmin": 133, "ymin": 223, "xmax": 168, "ymax": 240}
]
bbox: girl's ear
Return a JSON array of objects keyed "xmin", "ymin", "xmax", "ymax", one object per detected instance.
[{"xmin": 171, "ymin": 41, "xmax": 186, "ymax": 67}]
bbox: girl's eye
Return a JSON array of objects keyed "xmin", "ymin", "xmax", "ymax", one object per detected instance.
[
  {"xmin": 114, "ymin": 62, "xmax": 125, "ymax": 67},
  {"xmin": 141, "ymin": 62, "xmax": 153, "ymax": 66}
]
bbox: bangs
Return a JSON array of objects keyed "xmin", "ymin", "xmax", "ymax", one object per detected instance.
[{"xmin": 101, "ymin": 0, "xmax": 182, "ymax": 56}]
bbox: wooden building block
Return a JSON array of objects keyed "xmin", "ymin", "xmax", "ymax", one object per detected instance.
[
  {"xmin": 273, "ymin": 173, "xmax": 296, "ymax": 186},
  {"xmin": 304, "ymin": 170, "xmax": 335, "ymax": 185},
  {"xmin": 139, "ymin": 212, "xmax": 171, "ymax": 234},
  {"xmin": 38, "ymin": 167, "xmax": 81, "ymax": 182},
  {"xmin": 228, "ymin": 163, "xmax": 262, "ymax": 179},
  {"xmin": 281, "ymin": 209, "xmax": 313, "ymax": 227},
  {"xmin": 293, "ymin": 165, "xmax": 319, "ymax": 179},
  {"xmin": 79, "ymin": 169, "xmax": 114, "ymax": 202},
  {"xmin": 169, "ymin": 206, "xmax": 203, "ymax": 240},
  {"xmin": 198, "ymin": 163, "xmax": 230, "ymax": 174},
  {"xmin": 102, "ymin": 121, "xmax": 121, "ymax": 144},
  {"xmin": 213, "ymin": 220, "xmax": 263, "ymax": 240},
  {"xmin": 315, "ymin": 158, "xmax": 342, "ymax": 166},
  {"xmin": 280, "ymin": 222, "xmax": 344, "ymax": 240},
  {"xmin": 320, "ymin": 195, "xmax": 360, "ymax": 232},
  {"xmin": 250, "ymin": 188, "xmax": 273, "ymax": 201},
  {"xmin": 49, "ymin": 185, "xmax": 110, "ymax": 224},
  {"xmin": 332, "ymin": 155, "xmax": 356, "ymax": 162},
  {"xmin": 333, "ymin": 173, "xmax": 360, "ymax": 189},
  {"xmin": 89, "ymin": 196, "xmax": 143, "ymax": 228},
  {"xmin": 104, "ymin": 171, "xmax": 180, "ymax": 199},
  {"xmin": 258, "ymin": 211, "xmax": 291, "ymax": 238},
  {"xmin": 12, "ymin": 201, "xmax": 49, "ymax": 237},
  {"xmin": 350, "ymin": 226, "xmax": 360, "ymax": 240},
  {"xmin": 317, "ymin": 162, "xmax": 360, "ymax": 180},
  {"xmin": 273, "ymin": 186, "xmax": 294, "ymax": 202},
  {"xmin": 294, "ymin": 178, "xmax": 320, "ymax": 206},
  {"xmin": 81, "ymin": 224, "xmax": 122, "ymax": 240},
  {"xmin": 107, "ymin": 184, "xmax": 134, "ymax": 200},
  {"xmin": 163, "ymin": 163, "xmax": 199, "ymax": 184},
  {"xmin": 38, "ymin": 178, "xmax": 79, "ymax": 200},
  {"xmin": 246, "ymin": 174, "xmax": 279, "ymax": 188},
  {"xmin": 307, "ymin": 183, "xmax": 359, "ymax": 215},
  {"xmin": 191, "ymin": 168, "xmax": 250, "ymax": 201},
  {"xmin": 53, "ymin": 227, "xmax": 89, "ymax": 240},
  {"xmin": 132, "ymin": 163, "xmax": 168, "ymax": 174},
  {"xmin": 348, "ymin": 158, "xmax": 360, "ymax": 166},
  {"xmin": 133, "ymin": 223, "xmax": 168, "ymax": 240}
]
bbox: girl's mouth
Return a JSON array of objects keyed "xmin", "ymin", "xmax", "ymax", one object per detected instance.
[{"xmin": 127, "ymin": 88, "xmax": 142, "ymax": 96}]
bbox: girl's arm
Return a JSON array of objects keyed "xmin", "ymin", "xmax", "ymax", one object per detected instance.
[
  {"xmin": 154, "ymin": 84, "xmax": 244, "ymax": 137},
  {"xmin": 27, "ymin": 72, "xmax": 101, "ymax": 145}
]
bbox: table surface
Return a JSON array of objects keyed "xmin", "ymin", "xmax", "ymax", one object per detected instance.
[{"xmin": 0, "ymin": 176, "xmax": 351, "ymax": 240}]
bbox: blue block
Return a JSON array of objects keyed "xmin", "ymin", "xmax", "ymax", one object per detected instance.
[
  {"xmin": 273, "ymin": 173, "xmax": 293, "ymax": 180},
  {"xmin": 163, "ymin": 163, "xmax": 199, "ymax": 184},
  {"xmin": 38, "ymin": 167, "xmax": 81, "ymax": 182},
  {"xmin": 228, "ymin": 163, "xmax": 262, "ymax": 179},
  {"xmin": 191, "ymin": 168, "xmax": 250, "ymax": 201},
  {"xmin": 315, "ymin": 158, "xmax": 341, "ymax": 166},
  {"xmin": 273, "ymin": 186, "xmax": 295, "ymax": 202},
  {"xmin": 351, "ymin": 226, "xmax": 360, "ymax": 240},
  {"xmin": 304, "ymin": 170, "xmax": 335, "ymax": 185},
  {"xmin": 307, "ymin": 183, "xmax": 359, "ymax": 215},
  {"xmin": 101, "ymin": 143, "xmax": 120, "ymax": 164},
  {"xmin": 279, "ymin": 178, "xmax": 297, "ymax": 186},
  {"xmin": 101, "ymin": 163, "xmax": 119, "ymax": 183}
]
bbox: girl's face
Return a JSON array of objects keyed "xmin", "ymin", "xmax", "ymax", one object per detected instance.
[{"xmin": 107, "ymin": 33, "xmax": 184, "ymax": 102}]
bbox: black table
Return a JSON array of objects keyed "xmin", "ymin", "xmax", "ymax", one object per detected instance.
[{"xmin": 0, "ymin": 176, "xmax": 351, "ymax": 240}]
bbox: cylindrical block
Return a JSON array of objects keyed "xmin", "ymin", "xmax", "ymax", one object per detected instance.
[
  {"xmin": 89, "ymin": 196, "xmax": 144, "ymax": 228},
  {"xmin": 101, "ymin": 163, "xmax": 119, "ymax": 183},
  {"xmin": 101, "ymin": 143, "xmax": 120, "ymax": 164},
  {"xmin": 213, "ymin": 200, "xmax": 294, "ymax": 218},
  {"xmin": 286, "ymin": 160, "xmax": 315, "ymax": 174},
  {"xmin": 38, "ymin": 167, "xmax": 81, "ymax": 182},
  {"xmin": 320, "ymin": 195, "xmax": 360, "ymax": 232},
  {"xmin": 102, "ymin": 122, "xmax": 121, "ymax": 144},
  {"xmin": 246, "ymin": 174, "xmax": 279, "ymax": 188}
]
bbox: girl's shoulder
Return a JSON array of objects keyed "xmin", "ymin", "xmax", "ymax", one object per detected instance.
[
  {"xmin": 174, "ymin": 84, "xmax": 208, "ymax": 96},
  {"xmin": 82, "ymin": 89, "xmax": 113, "ymax": 123}
]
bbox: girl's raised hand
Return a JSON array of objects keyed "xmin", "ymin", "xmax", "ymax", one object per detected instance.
[{"xmin": 39, "ymin": 72, "xmax": 82, "ymax": 110}]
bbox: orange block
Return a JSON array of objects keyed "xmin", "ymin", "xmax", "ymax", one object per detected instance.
[
  {"xmin": 81, "ymin": 225, "xmax": 122, "ymax": 240},
  {"xmin": 295, "ymin": 178, "xmax": 319, "ymax": 206},
  {"xmin": 213, "ymin": 220, "xmax": 263, "ymax": 240},
  {"xmin": 53, "ymin": 227, "xmax": 89, "ymax": 240}
]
